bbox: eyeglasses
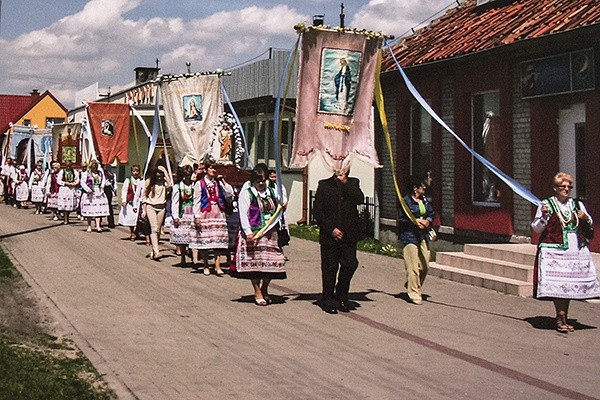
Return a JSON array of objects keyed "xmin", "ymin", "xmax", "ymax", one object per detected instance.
[{"xmin": 555, "ymin": 185, "xmax": 573, "ymax": 190}]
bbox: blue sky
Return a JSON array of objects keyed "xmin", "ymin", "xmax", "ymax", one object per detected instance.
[{"xmin": 0, "ymin": 0, "xmax": 455, "ymax": 107}]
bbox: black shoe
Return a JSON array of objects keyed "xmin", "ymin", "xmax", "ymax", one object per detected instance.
[
  {"xmin": 322, "ymin": 306, "xmax": 338, "ymax": 315},
  {"xmin": 338, "ymin": 300, "xmax": 351, "ymax": 313}
]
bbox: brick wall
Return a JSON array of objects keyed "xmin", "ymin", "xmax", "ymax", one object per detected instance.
[
  {"xmin": 440, "ymin": 76, "xmax": 455, "ymax": 227},
  {"xmin": 511, "ymin": 66, "xmax": 533, "ymax": 236}
]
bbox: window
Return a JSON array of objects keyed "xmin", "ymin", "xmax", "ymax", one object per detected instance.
[
  {"xmin": 239, "ymin": 105, "xmax": 296, "ymax": 168},
  {"xmin": 472, "ymin": 91, "xmax": 500, "ymax": 204},
  {"xmin": 23, "ymin": 119, "xmax": 31, "ymax": 126},
  {"xmin": 410, "ymin": 101, "xmax": 432, "ymax": 179},
  {"xmin": 46, "ymin": 117, "xmax": 65, "ymax": 128}
]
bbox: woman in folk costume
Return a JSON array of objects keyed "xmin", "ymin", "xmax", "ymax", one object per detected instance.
[
  {"xmin": 232, "ymin": 167, "xmax": 286, "ymax": 306},
  {"xmin": 13, "ymin": 165, "xmax": 29, "ymax": 209},
  {"xmin": 29, "ymin": 162, "xmax": 46, "ymax": 215},
  {"xmin": 531, "ymin": 172, "xmax": 600, "ymax": 333},
  {"xmin": 80, "ymin": 159, "xmax": 110, "ymax": 232},
  {"xmin": 141, "ymin": 166, "xmax": 172, "ymax": 260},
  {"xmin": 44, "ymin": 161, "xmax": 61, "ymax": 221},
  {"xmin": 170, "ymin": 165, "xmax": 195, "ymax": 266},
  {"xmin": 56, "ymin": 160, "xmax": 80, "ymax": 224},
  {"xmin": 118, "ymin": 164, "xmax": 143, "ymax": 240},
  {"xmin": 190, "ymin": 160, "xmax": 233, "ymax": 276}
]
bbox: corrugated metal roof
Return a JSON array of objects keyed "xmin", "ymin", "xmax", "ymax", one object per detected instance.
[
  {"xmin": 222, "ymin": 49, "xmax": 298, "ymax": 103},
  {"xmin": 382, "ymin": 0, "xmax": 600, "ymax": 71}
]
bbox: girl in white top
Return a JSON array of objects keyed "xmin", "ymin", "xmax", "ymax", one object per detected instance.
[
  {"xmin": 118, "ymin": 164, "xmax": 143, "ymax": 239},
  {"xmin": 80, "ymin": 160, "xmax": 109, "ymax": 232}
]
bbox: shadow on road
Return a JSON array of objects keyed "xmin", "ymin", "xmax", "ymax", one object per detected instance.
[
  {"xmin": 0, "ymin": 223, "xmax": 64, "ymax": 240},
  {"xmin": 524, "ymin": 316, "xmax": 597, "ymax": 331}
]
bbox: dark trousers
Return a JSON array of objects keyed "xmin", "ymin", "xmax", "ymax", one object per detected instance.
[
  {"xmin": 320, "ymin": 242, "xmax": 359, "ymax": 306},
  {"xmin": 104, "ymin": 187, "xmax": 115, "ymax": 227}
]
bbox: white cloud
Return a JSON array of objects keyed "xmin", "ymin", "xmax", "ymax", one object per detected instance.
[
  {"xmin": 0, "ymin": 2, "xmax": 307, "ymax": 107},
  {"xmin": 0, "ymin": 0, "xmax": 458, "ymax": 108},
  {"xmin": 351, "ymin": 0, "xmax": 455, "ymax": 38}
]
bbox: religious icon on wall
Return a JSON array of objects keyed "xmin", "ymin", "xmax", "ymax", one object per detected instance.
[
  {"xmin": 183, "ymin": 95, "xmax": 203, "ymax": 122},
  {"xmin": 318, "ymin": 48, "xmax": 362, "ymax": 116}
]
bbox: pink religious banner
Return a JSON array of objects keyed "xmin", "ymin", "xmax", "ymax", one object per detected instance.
[{"xmin": 291, "ymin": 27, "xmax": 382, "ymax": 171}]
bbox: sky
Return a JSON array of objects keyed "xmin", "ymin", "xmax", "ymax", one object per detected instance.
[{"xmin": 0, "ymin": 0, "xmax": 455, "ymax": 108}]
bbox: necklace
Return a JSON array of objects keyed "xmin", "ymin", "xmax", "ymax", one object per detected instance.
[{"xmin": 551, "ymin": 196, "xmax": 579, "ymax": 228}]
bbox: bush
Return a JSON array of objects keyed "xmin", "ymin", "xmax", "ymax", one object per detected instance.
[{"xmin": 290, "ymin": 225, "xmax": 404, "ymax": 259}]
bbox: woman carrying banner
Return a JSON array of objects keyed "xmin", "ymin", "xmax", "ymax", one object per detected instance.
[
  {"xmin": 190, "ymin": 160, "xmax": 232, "ymax": 276},
  {"xmin": 57, "ymin": 160, "xmax": 80, "ymax": 224},
  {"xmin": 232, "ymin": 166, "xmax": 286, "ymax": 306},
  {"xmin": 141, "ymin": 166, "xmax": 172, "ymax": 260},
  {"xmin": 80, "ymin": 159, "xmax": 110, "ymax": 232},
  {"xmin": 29, "ymin": 162, "xmax": 46, "ymax": 215},
  {"xmin": 170, "ymin": 165, "xmax": 195, "ymax": 266},
  {"xmin": 397, "ymin": 175, "xmax": 435, "ymax": 305},
  {"xmin": 44, "ymin": 161, "xmax": 61, "ymax": 221},
  {"xmin": 13, "ymin": 165, "xmax": 29, "ymax": 209},
  {"xmin": 118, "ymin": 164, "xmax": 143, "ymax": 240},
  {"xmin": 531, "ymin": 172, "xmax": 600, "ymax": 333}
]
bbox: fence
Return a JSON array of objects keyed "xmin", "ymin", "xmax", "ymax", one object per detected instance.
[{"xmin": 308, "ymin": 190, "xmax": 377, "ymax": 238}]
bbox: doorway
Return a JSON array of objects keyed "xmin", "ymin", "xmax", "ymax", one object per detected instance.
[{"xmin": 558, "ymin": 103, "xmax": 586, "ymax": 201}]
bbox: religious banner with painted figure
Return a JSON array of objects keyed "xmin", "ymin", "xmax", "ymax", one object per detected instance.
[
  {"xmin": 87, "ymin": 102, "xmax": 130, "ymax": 164},
  {"xmin": 291, "ymin": 27, "xmax": 382, "ymax": 170},
  {"xmin": 51, "ymin": 123, "xmax": 82, "ymax": 166},
  {"xmin": 31, "ymin": 133, "xmax": 53, "ymax": 164},
  {"xmin": 159, "ymin": 75, "xmax": 223, "ymax": 166}
]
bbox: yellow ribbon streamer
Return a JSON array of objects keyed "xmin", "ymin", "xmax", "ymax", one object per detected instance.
[
  {"xmin": 373, "ymin": 51, "xmax": 419, "ymax": 226},
  {"xmin": 253, "ymin": 203, "xmax": 284, "ymax": 240}
]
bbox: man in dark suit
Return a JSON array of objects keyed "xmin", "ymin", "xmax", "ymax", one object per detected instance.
[{"xmin": 313, "ymin": 169, "xmax": 364, "ymax": 314}]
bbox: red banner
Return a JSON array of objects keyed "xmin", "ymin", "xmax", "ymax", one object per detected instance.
[{"xmin": 87, "ymin": 102, "xmax": 130, "ymax": 164}]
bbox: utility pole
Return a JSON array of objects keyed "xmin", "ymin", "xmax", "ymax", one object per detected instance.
[
  {"xmin": 0, "ymin": 0, "xmax": 3, "ymax": 37},
  {"xmin": 340, "ymin": 2, "xmax": 345, "ymax": 28}
]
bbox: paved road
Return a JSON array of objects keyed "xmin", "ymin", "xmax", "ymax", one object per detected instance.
[{"xmin": 1, "ymin": 205, "xmax": 599, "ymax": 400}]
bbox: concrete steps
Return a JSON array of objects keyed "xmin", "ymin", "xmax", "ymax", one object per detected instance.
[{"xmin": 430, "ymin": 243, "xmax": 537, "ymax": 297}]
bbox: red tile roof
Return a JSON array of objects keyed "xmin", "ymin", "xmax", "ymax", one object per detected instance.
[
  {"xmin": 0, "ymin": 94, "xmax": 34, "ymax": 133},
  {"xmin": 382, "ymin": 0, "xmax": 600, "ymax": 71}
]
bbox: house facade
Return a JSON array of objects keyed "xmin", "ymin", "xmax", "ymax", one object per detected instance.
[
  {"xmin": 377, "ymin": 0, "xmax": 600, "ymax": 251},
  {"xmin": 0, "ymin": 89, "xmax": 67, "ymax": 165}
]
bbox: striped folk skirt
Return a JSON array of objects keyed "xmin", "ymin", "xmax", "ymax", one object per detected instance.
[
  {"xmin": 170, "ymin": 206, "xmax": 196, "ymax": 245},
  {"xmin": 80, "ymin": 189, "xmax": 109, "ymax": 217},
  {"xmin": 188, "ymin": 205, "xmax": 228, "ymax": 250},
  {"xmin": 232, "ymin": 228, "xmax": 286, "ymax": 280}
]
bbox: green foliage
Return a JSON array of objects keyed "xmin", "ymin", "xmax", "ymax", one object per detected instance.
[
  {"xmin": 289, "ymin": 224, "xmax": 320, "ymax": 242},
  {"xmin": 0, "ymin": 247, "xmax": 116, "ymax": 400},
  {"xmin": 0, "ymin": 249, "xmax": 15, "ymax": 279}
]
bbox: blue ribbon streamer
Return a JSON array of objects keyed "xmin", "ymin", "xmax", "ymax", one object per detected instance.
[
  {"xmin": 221, "ymin": 81, "xmax": 253, "ymax": 169},
  {"xmin": 385, "ymin": 41, "xmax": 541, "ymax": 206},
  {"xmin": 272, "ymin": 37, "xmax": 299, "ymax": 204},
  {"xmin": 144, "ymin": 88, "xmax": 161, "ymax": 177}
]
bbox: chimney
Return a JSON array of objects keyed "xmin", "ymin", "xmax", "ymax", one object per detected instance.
[{"xmin": 30, "ymin": 89, "xmax": 40, "ymax": 101}]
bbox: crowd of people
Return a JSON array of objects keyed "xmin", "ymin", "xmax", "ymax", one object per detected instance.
[
  {"xmin": 0, "ymin": 156, "xmax": 290, "ymax": 307},
  {"xmin": 1, "ymin": 155, "xmax": 598, "ymax": 328}
]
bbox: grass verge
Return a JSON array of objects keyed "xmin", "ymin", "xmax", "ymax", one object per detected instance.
[
  {"xmin": 289, "ymin": 224, "xmax": 405, "ymax": 258},
  {"xmin": 0, "ymin": 247, "xmax": 116, "ymax": 400}
]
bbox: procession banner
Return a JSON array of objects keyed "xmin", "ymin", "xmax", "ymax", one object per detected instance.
[
  {"xmin": 87, "ymin": 102, "xmax": 130, "ymax": 164},
  {"xmin": 159, "ymin": 74, "xmax": 223, "ymax": 166},
  {"xmin": 291, "ymin": 27, "xmax": 382, "ymax": 171},
  {"xmin": 31, "ymin": 133, "xmax": 52, "ymax": 165},
  {"xmin": 52, "ymin": 123, "xmax": 82, "ymax": 166}
]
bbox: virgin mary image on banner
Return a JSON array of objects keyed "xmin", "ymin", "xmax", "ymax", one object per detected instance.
[
  {"xmin": 318, "ymin": 49, "xmax": 361, "ymax": 116},
  {"xmin": 183, "ymin": 95, "xmax": 202, "ymax": 122}
]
